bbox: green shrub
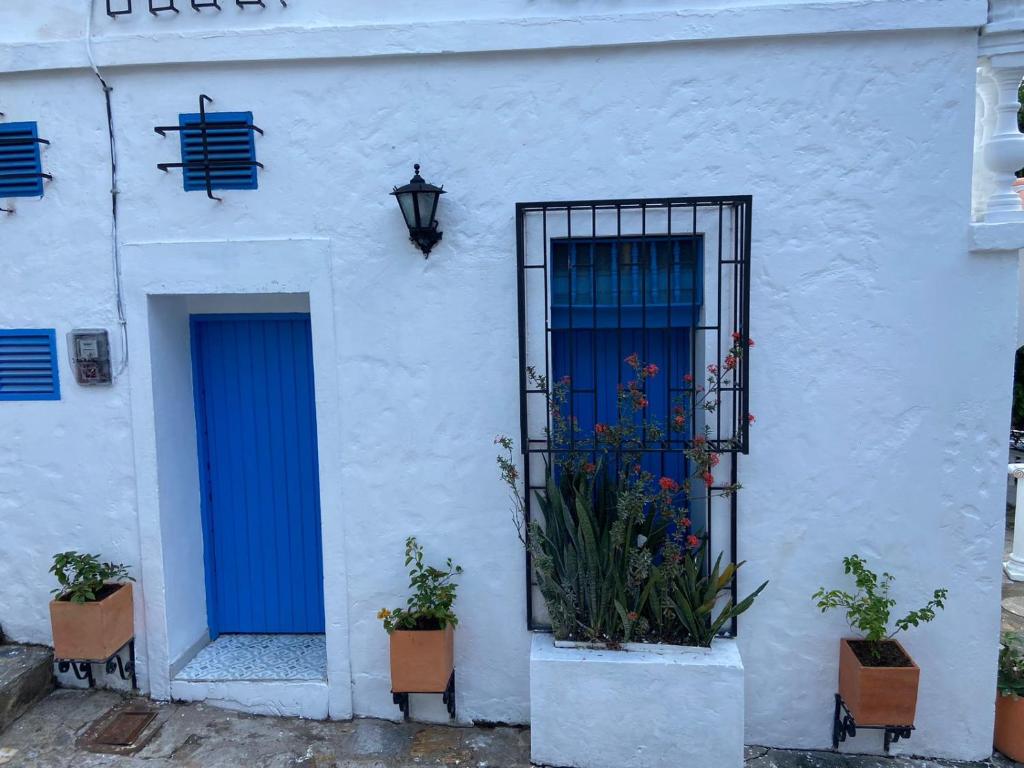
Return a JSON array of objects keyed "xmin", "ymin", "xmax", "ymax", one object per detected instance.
[
  {"xmin": 378, "ymin": 537, "xmax": 463, "ymax": 633},
  {"xmin": 1000, "ymin": 633, "xmax": 1024, "ymax": 698},
  {"xmin": 50, "ymin": 551, "xmax": 133, "ymax": 604},
  {"xmin": 812, "ymin": 555, "xmax": 947, "ymax": 659}
]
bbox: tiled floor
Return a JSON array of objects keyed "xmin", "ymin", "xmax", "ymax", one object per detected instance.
[{"xmin": 174, "ymin": 634, "xmax": 327, "ymax": 682}]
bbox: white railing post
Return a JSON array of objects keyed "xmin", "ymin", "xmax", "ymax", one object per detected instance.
[{"xmin": 1006, "ymin": 463, "xmax": 1024, "ymax": 581}]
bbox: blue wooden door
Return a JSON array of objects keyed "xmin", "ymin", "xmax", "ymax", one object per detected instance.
[{"xmin": 191, "ymin": 314, "xmax": 326, "ymax": 637}]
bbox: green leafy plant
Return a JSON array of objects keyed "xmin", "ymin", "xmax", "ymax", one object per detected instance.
[
  {"xmin": 50, "ymin": 551, "xmax": 133, "ymax": 604},
  {"xmin": 496, "ymin": 341, "xmax": 767, "ymax": 647},
  {"xmin": 812, "ymin": 555, "xmax": 947, "ymax": 660},
  {"xmin": 1000, "ymin": 632, "xmax": 1024, "ymax": 698},
  {"xmin": 378, "ymin": 537, "xmax": 463, "ymax": 633}
]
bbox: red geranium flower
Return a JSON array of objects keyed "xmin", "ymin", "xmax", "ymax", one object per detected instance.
[
  {"xmin": 595, "ymin": 423, "xmax": 608, "ymax": 435},
  {"xmin": 724, "ymin": 354, "xmax": 736, "ymax": 370},
  {"xmin": 625, "ymin": 353, "xmax": 639, "ymax": 367},
  {"xmin": 683, "ymin": 373, "xmax": 694, "ymax": 383},
  {"xmin": 644, "ymin": 363, "xmax": 659, "ymax": 377},
  {"xmin": 659, "ymin": 476, "xmax": 680, "ymax": 493},
  {"xmin": 627, "ymin": 611, "xmax": 639, "ymax": 622},
  {"xmin": 748, "ymin": 413, "xmax": 757, "ymax": 424},
  {"xmin": 707, "ymin": 364, "xmax": 719, "ymax": 375},
  {"xmin": 686, "ymin": 534, "xmax": 700, "ymax": 549},
  {"xmin": 703, "ymin": 471, "xmax": 714, "ymax": 487},
  {"xmin": 582, "ymin": 462, "xmax": 596, "ymax": 475}
]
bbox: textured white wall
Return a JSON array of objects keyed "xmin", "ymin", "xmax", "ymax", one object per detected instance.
[{"xmin": 0, "ymin": 1, "xmax": 1012, "ymax": 759}]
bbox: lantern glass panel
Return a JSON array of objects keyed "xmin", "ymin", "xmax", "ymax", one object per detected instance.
[
  {"xmin": 396, "ymin": 191, "xmax": 418, "ymax": 229},
  {"xmin": 416, "ymin": 191, "xmax": 438, "ymax": 228}
]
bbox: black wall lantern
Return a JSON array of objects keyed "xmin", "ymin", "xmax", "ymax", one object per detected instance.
[{"xmin": 391, "ymin": 164, "xmax": 445, "ymax": 258}]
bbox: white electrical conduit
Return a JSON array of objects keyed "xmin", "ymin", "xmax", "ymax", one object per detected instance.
[{"xmin": 85, "ymin": 0, "xmax": 128, "ymax": 377}]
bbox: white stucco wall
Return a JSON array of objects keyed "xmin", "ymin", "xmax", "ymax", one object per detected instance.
[{"xmin": 0, "ymin": 0, "xmax": 1014, "ymax": 760}]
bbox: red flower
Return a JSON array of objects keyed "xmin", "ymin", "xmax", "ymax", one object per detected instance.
[
  {"xmin": 693, "ymin": 435, "xmax": 706, "ymax": 446},
  {"xmin": 680, "ymin": 518, "xmax": 692, "ymax": 529},
  {"xmin": 625, "ymin": 353, "xmax": 639, "ymax": 367},
  {"xmin": 644, "ymin": 363, "xmax": 659, "ymax": 377},
  {"xmin": 687, "ymin": 534, "xmax": 700, "ymax": 549},
  {"xmin": 659, "ymin": 476, "xmax": 680, "ymax": 493},
  {"xmin": 634, "ymin": 395, "xmax": 649, "ymax": 409},
  {"xmin": 703, "ymin": 471, "xmax": 714, "ymax": 487},
  {"xmin": 595, "ymin": 423, "xmax": 609, "ymax": 435},
  {"xmin": 627, "ymin": 611, "xmax": 639, "ymax": 622},
  {"xmin": 707, "ymin": 364, "xmax": 719, "ymax": 375},
  {"xmin": 748, "ymin": 338, "xmax": 756, "ymax": 348},
  {"xmin": 582, "ymin": 462, "xmax": 597, "ymax": 475},
  {"xmin": 633, "ymin": 464, "xmax": 642, "ymax": 474},
  {"xmin": 748, "ymin": 413, "xmax": 757, "ymax": 424},
  {"xmin": 673, "ymin": 415, "xmax": 685, "ymax": 429},
  {"xmin": 724, "ymin": 354, "xmax": 737, "ymax": 370},
  {"xmin": 709, "ymin": 453, "xmax": 721, "ymax": 467},
  {"xmin": 731, "ymin": 331, "xmax": 742, "ymax": 342},
  {"xmin": 683, "ymin": 373, "xmax": 694, "ymax": 383}
]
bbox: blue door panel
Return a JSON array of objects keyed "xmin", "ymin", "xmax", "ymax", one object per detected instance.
[{"xmin": 191, "ymin": 314, "xmax": 326, "ymax": 637}]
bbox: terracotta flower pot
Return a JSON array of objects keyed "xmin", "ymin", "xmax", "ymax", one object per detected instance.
[
  {"xmin": 389, "ymin": 625, "xmax": 454, "ymax": 693},
  {"xmin": 1014, "ymin": 178, "xmax": 1024, "ymax": 206},
  {"xmin": 995, "ymin": 693, "xmax": 1024, "ymax": 762},
  {"xmin": 49, "ymin": 582, "xmax": 134, "ymax": 661},
  {"xmin": 838, "ymin": 638, "xmax": 920, "ymax": 726}
]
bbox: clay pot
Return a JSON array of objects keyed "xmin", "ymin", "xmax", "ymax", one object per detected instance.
[
  {"xmin": 49, "ymin": 582, "xmax": 134, "ymax": 661},
  {"xmin": 838, "ymin": 638, "xmax": 920, "ymax": 726},
  {"xmin": 1014, "ymin": 177, "xmax": 1024, "ymax": 205},
  {"xmin": 389, "ymin": 625, "xmax": 454, "ymax": 693},
  {"xmin": 995, "ymin": 693, "xmax": 1024, "ymax": 762}
]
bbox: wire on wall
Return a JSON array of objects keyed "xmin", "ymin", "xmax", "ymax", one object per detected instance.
[{"xmin": 86, "ymin": 0, "xmax": 128, "ymax": 378}]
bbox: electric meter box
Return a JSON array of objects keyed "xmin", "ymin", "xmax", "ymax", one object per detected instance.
[{"xmin": 68, "ymin": 329, "xmax": 112, "ymax": 386}]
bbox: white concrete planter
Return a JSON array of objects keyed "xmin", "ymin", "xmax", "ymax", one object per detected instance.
[{"xmin": 530, "ymin": 633, "xmax": 744, "ymax": 768}]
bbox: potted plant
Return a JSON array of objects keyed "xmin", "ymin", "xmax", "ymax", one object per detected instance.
[
  {"xmin": 378, "ymin": 537, "xmax": 463, "ymax": 701},
  {"xmin": 813, "ymin": 555, "xmax": 947, "ymax": 727},
  {"xmin": 496, "ymin": 341, "xmax": 768, "ymax": 768},
  {"xmin": 49, "ymin": 551, "xmax": 134, "ymax": 661},
  {"xmin": 995, "ymin": 632, "xmax": 1024, "ymax": 762}
]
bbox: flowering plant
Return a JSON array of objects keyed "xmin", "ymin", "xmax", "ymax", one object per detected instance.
[
  {"xmin": 378, "ymin": 537, "xmax": 463, "ymax": 634},
  {"xmin": 496, "ymin": 335, "xmax": 766, "ymax": 647}
]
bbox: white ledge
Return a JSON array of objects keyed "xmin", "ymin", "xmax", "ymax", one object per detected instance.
[
  {"xmin": 969, "ymin": 222, "xmax": 1024, "ymax": 253},
  {"xmin": 0, "ymin": 0, "xmax": 989, "ymax": 74}
]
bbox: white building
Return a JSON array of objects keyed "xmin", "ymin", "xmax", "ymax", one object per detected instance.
[{"xmin": 1, "ymin": 0, "xmax": 1023, "ymax": 761}]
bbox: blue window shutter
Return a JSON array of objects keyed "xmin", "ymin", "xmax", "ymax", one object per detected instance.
[
  {"xmin": 0, "ymin": 122, "xmax": 45, "ymax": 198},
  {"xmin": 178, "ymin": 111, "xmax": 259, "ymax": 192},
  {"xmin": 0, "ymin": 329, "xmax": 60, "ymax": 401}
]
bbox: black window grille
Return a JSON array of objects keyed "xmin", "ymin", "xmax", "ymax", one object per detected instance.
[
  {"xmin": 515, "ymin": 196, "xmax": 753, "ymax": 632},
  {"xmin": 155, "ymin": 95, "xmax": 263, "ymax": 201}
]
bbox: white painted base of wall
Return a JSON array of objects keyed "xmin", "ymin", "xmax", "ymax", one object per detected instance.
[
  {"xmin": 530, "ymin": 633, "xmax": 744, "ymax": 768},
  {"xmin": 170, "ymin": 679, "xmax": 330, "ymax": 720}
]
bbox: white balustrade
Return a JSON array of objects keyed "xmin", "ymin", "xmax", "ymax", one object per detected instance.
[{"xmin": 1006, "ymin": 463, "xmax": 1024, "ymax": 581}]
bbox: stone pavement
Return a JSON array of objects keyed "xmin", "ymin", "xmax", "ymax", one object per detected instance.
[{"xmin": 0, "ymin": 690, "xmax": 1020, "ymax": 768}]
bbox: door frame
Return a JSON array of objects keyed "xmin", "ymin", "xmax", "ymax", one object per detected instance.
[
  {"xmin": 122, "ymin": 238, "xmax": 352, "ymax": 718},
  {"xmin": 189, "ymin": 312, "xmax": 322, "ymax": 640}
]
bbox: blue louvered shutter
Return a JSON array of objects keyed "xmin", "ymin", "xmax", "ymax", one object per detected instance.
[
  {"xmin": 0, "ymin": 330, "xmax": 60, "ymax": 401},
  {"xmin": 0, "ymin": 122, "xmax": 45, "ymax": 198},
  {"xmin": 178, "ymin": 111, "xmax": 259, "ymax": 192}
]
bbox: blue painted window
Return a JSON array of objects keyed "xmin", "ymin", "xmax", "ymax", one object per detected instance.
[
  {"xmin": 0, "ymin": 329, "xmax": 60, "ymax": 401},
  {"xmin": 178, "ymin": 111, "xmax": 258, "ymax": 192},
  {"xmin": 551, "ymin": 236, "xmax": 703, "ymax": 480},
  {"xmin": 0, "ymin": 122, "xmax": 46, "ymax": 198}
]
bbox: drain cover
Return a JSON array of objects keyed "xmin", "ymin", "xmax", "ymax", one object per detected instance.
[{"xmin": 92, "ymin": 709, "xmax": 157, "ymax": 747}]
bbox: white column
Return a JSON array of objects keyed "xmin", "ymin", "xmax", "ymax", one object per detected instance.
[
  {"xmin": 982, "ymin": 63, "xmax": 1024, "ymax": 223},
  {"xmin": 1006, "ymin": 464, "xmax": 1024, "ymax": 581}
]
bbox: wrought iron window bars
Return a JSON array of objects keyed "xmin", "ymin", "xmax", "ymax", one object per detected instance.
[
  {"xmin": 155, "ymin": 94, "xmax": 264, "ymax": 201},
  {"xmin": 516, "ymin": 196, "xmax": 752, "ymax": 633},
  {"xmin": 0, "ymin": 116, "xmax": 52, "ymax": 214}
]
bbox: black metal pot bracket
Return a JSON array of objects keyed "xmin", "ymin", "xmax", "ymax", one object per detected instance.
[
  {"xmin": 55, "ymin": 638, "xmax": 138, "ymax": 691},
  {"xmin": 832, "ymin": 693, "xmax": 913, "ymax": 755},
  {"xmin": 392, "ymin": 670, "xmax": 456, "ymax": 722}
]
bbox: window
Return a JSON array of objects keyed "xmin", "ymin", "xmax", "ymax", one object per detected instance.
[
  {"xmin": 0, "ymin": 329, "xmax": 61, "ymax": 401},
  {"xmin": 516, "ymin": 196, "xmax": 752, "ymax": 630},
  {"xmin": 178, "ymin": 111, "xmax": 260, "ymax": 193},
  {"xmin": 0, "ymin": 122, "xmax": 49, "ymax": 199}
]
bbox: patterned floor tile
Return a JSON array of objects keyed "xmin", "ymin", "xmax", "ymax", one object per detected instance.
[{"xmin": 174, "ymin": 634, "xmax": 327, "ymax": 681}]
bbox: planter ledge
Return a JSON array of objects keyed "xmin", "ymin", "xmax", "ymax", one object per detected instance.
[{"xmin": 530, "ymin": 632, "xmax": 744, "ymax": 768}]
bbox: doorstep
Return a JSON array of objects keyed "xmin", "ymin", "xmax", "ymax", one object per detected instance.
[{"xmin": 170, "ymin": 634, "xmax": 328, "ymax": 719}]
